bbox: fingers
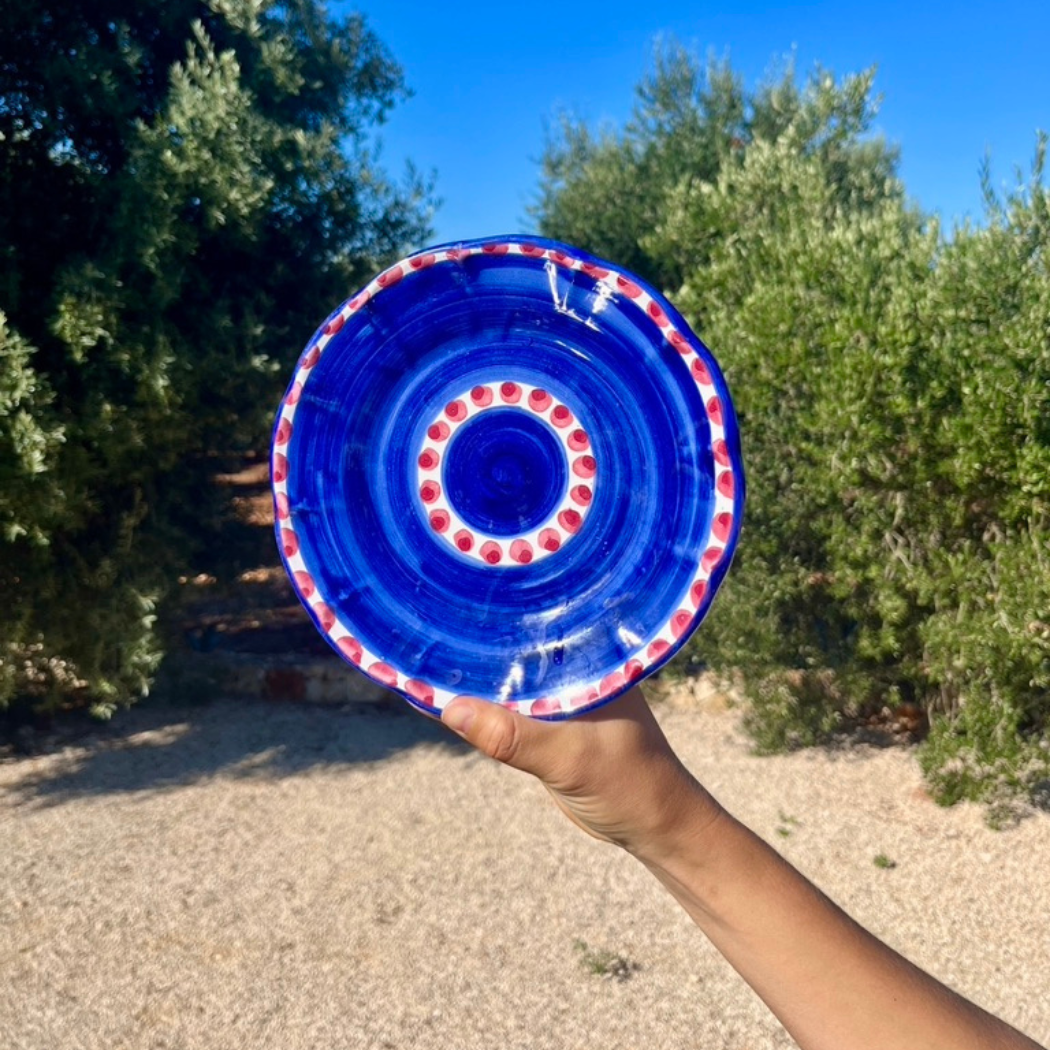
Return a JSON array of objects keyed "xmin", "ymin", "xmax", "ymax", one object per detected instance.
[
  {"xmin": 440, "ymin": 687, "xmax": 657, "ymax": 777},
  {"xmin": 441, "ymin": 697, "xmax": 560, "ymax": 778}
]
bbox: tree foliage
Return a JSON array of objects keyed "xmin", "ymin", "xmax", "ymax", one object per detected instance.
[
  {"xmin": 535, "ymin": 45, "xmax": 899, "ymax": 292},
  {"xmin": 0, "ymin": 0, "xmax": 432, "ymax": 715},
  {"xmin": 536, "ymin": 46, "xmax": 1050, "ymax": 804}
]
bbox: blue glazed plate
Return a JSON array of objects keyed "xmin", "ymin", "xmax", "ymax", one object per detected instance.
[{"xmin": 271, "ymin": 236, "xmax": 744, "ymax": 719}]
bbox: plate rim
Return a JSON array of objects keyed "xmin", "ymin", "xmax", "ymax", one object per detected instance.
[{"xmin": 271, "ymin": 234, "xmax": 745, "ymax": 719}]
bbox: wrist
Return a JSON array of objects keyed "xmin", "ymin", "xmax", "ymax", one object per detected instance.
[{"xmin": 623, "ymin": 768, "xmax": 728, "ymax": 870}]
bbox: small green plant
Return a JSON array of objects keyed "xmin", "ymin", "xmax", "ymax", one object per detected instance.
[
  {"xmin": 873, "ymin": 853, "xmax": 897, "ymax": 870},
  {"xmin": 573, "ymin": 939, "xmax": 640, "ymax": 982},
  {"xmin": 920, "ymin": 696, "xmax": 1050, "ymax": 818},
  {"xmin": 776, "ymin": 810, "xmax": 802, "ymax": 838}
]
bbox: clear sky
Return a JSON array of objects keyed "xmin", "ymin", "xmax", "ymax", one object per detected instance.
[{"xmin": 337, "ymin": 0, "xmax": 1050, "ymax": 247}]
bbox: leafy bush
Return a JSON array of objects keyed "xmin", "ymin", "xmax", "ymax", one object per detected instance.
[
  {"xmin": 0, "ymin": 1, "xmax": 432, "ymax": 717},
  {"xmin": 536, "ymin": 47, "xmax": 1050, "ymax": 803}
]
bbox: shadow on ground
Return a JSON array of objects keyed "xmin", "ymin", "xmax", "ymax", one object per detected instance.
[
  {"xmin": 4, "ymin": 694, "xmax": 463, "ymax": 808},
  {"xmin": 0, "ymin": 454, "xmax": 475, "ymax": 807}
]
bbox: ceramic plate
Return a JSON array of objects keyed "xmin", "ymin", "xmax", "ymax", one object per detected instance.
[{"xmin": 271, "ymin": 236, "xmax": 744, "ymax": 719}]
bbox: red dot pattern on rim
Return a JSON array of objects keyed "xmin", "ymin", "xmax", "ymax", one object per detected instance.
[
  {"xmin": 616, "ymin": 275, "xmax": 642, "ymax": 298},
  {"xmin": 406, "ymin": 679, "xmax": 436, "ymax": 705},
  {"xmin": 377, "ymin": 265, "xmax": 403, "ymax": 288},
  {"xmin": 648, "ymin": 639, "xmax": 671, "ymax": 660},
  {"xmin": 337, "ymin": 636, "xmax": 362, "ymax": 664},
  {"xmin": 582, "ymin": 262, "xmax": 610, "ymax": 279},
  {"xmin": 570, "ymin": 688, "xmax": 599, "ymax": 708},
  {"xmin": 713, "ymin": 511, "xmax": 733, "ymax": 543},
  {"xmin": 370, "ymin": 661, "xmax": 398, "ymax": 686},
  {"xmin": 691, "ymin": 358, "xmax": 712, "ymax": 385},
  {"xmin": 531, "ymin": 696, "xmax": 562, "ymax": 715},
  {"xmin": 281, "ymin": 529, "xmax": 298, "ymax": 558},
  {"xmin": 272, "ymin": 239, "xmax": 739, "ymax": 719},
  {"xmin": 648, "ymin": 302, "xmax": 669, "ymax": 326},
  {"xmin": 315, "ymin": 603, "xmax": 336, "ymax": 631}
]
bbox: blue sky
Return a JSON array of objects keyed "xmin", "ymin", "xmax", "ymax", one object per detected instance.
[{"xmin": 339, "ymin": 0, "xmax": 1050, "ymax": 247}]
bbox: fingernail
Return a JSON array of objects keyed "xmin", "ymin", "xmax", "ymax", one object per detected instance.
[{"xmin": 442, "ymin": 702, "xmax": 474, "ymax": 737}]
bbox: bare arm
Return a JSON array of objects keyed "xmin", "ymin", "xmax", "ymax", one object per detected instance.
[{"xmin": 440, "ymin": 688, "xmax": 1044, "ymax": 1050}]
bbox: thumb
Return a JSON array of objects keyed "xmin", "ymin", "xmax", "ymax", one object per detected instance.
[{"xmin": 441, "ymin": 697, "xmax": 558, "ymax": 779}]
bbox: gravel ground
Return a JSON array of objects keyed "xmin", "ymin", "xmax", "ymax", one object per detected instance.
[{"xmin": 2, "ymin": 688, "xmax": 1048, "ymax": 1050}]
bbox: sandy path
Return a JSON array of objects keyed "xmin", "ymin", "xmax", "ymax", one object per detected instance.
[{"xmin": 2, "ymin": 692, "xmax": 1048, "ymax": 1050}]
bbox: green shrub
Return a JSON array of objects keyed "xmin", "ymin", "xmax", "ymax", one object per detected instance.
[
  {"xmin": 921, "ymin": 690, "xmax": 1050, "ymax": 809},
  {"xmin": 536, "ymin": 47, "xmax": 1050, "ymax": 804}
]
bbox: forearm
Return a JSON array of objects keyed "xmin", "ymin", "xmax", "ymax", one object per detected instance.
[
  {"xmin": 633, "ymin": 787, "xmax": 1043, "ymax": 1050},
  {"xmin": 440, "ymin": 690, "xmax": 1043, "ymax": 1048}
]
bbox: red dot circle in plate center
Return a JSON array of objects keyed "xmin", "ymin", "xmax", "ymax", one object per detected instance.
[{"xmin": 415, "ymin": 382, "xmax": 597, "ymax": 567}]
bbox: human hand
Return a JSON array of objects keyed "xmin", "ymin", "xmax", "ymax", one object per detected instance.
[
  {"xmin": 440, "ymin": 687, "xmax": 723, "ymax": 858},
  {"xmin": 442, "ymin": 689, "xmax": 1047, "ymax": 1050}
]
